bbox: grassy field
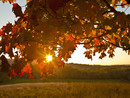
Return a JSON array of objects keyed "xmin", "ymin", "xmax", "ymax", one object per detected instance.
[
  {"xmin": 47, "ymin": 63, "xmax": 130, "ymax": 80},
  {"xmin": 1, "ymin": 78, "xmax": 130, "ymax": 86},
  {"xmin": 0, "ymin": 63, "xmax": 130, "ymax": 97},
  {"xmin": 0, "ymin": 82, "xmax": 130, "ymax": 98}
]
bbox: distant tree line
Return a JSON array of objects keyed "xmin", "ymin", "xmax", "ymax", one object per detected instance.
[{"xmin": 47, "ymin": 64, "xmax": 130, "ymax": 81}]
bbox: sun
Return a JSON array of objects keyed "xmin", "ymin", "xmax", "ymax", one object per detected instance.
[{"xmin": 46, "ymin": 55, "xmax": 53, "ymax": 62}]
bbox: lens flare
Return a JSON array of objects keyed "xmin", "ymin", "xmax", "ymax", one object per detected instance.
[{"xmin": 46, "ymin": 55, "xmax": 52, "ymax": 62}]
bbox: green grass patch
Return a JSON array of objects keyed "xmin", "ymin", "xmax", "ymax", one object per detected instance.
[{"xmin": 0, "ymin": 78, "xmax": 129, "ymax": 86}]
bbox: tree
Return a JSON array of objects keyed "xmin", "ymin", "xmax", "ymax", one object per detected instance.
[{"xmin": 0, "ymin": 0, "xmax": 130, "ymax": 78}]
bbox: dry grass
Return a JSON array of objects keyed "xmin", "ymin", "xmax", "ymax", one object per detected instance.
[{"xmin": 0, "ymin": 82, "xmax": 130, "ymax": 98}]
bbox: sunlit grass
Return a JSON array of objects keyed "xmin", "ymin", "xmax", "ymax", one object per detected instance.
[
  {"xmin": 0, "ymin": 64, "xmax": 129, "ymax": 97},
  {"xmin": 0, "ymin": 82, "xmax": 130, "ymax": 98}
]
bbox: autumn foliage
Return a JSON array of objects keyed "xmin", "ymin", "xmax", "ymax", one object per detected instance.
[{"xmin": 0, "ymin": 0, "xmax": 130, "ymax": 78}]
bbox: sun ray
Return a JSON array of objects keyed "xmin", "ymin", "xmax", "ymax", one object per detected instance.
[{"xmin": 46, "ymin": 55, "xmax": 52, "ymax": 62}]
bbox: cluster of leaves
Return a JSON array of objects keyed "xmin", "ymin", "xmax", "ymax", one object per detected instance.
[{"xmin": 0, "ymin": 0, "xmax": 130, "ymax": 78}]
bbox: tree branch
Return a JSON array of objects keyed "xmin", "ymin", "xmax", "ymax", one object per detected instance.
[
  {"xmin": 103, "ymin": 38, "xmax": 130, "ymax": 50},
  {"xmin": 102, "ymin": 0, "xmax": 118, "ymax": 13},
  {"xmin": 102, "ymin": 11, "xmax": 114, "ymax": 15},
  {"xmin": 76, "ymin": 29, "xmax": 111, "ymax": 40}
]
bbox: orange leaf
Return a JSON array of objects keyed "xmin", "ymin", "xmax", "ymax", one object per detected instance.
[
  {"xmin": 94, "ymin": 38, "xmax": 100, "ymax": 46},
  {"xmin": 64, "ymin": 53, "xmax": 68, "ymax": 62},
  {"xmin": 84, "ymin": 44, "xmax": 90, "ymax": 49},
  {"xmin": 84, "ymin": 50, "xmax": 92, "ymax": 59},
  {"xmin": 110, "ymin": 38, "xmax": 116, "ymax": 44},
  {"xmin": 112, "ymin": 0, "xmax": 117, "ymax": 6},
  {"xmin": 9, "ymin": 0, "xmax": 13, "ymax": 4}
]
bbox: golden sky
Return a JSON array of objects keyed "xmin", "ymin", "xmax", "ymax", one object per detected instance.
[{"xmin": 68, "ymin": 45, "xmax": 130, "ymax": 65}]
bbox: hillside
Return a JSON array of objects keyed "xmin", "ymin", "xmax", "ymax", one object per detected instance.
[
  {"xmin": 47, "ymin": 63, "xmax": 130, "ymax": 80},
  {"xmin": 1, "ymin": 61, "xmax": 130, "ymax": 81}
]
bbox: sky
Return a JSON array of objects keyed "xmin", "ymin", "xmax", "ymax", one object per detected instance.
[{"xmin": 0, "ymin": 0, "xmax": 130, "ymax": 65}]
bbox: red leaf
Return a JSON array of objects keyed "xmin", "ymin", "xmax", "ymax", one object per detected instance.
[
  {"xmin": 0, "ymin": 30, "xmax": 5, "ymax": 36},
  {"xmin": 48, "ymin": 0, "xmax": 71, "ymax": 12},
  {"xmin": 9, "ymin": 0, "xmax": 13, "ymax": 4},
  {"xmin": 18, "ymin": 69, "xmax": 24, "ymax": 76},
  {"xmin": 12, "ymin": 3, "xmax": 23, "ymax": 17},
  {"xmin": 11, "ymin": 70, "xmax": 17, "ymax": 76},
  {"xmin": 12, "ymin": 25, "xmax": 17, "ymax": 34}
]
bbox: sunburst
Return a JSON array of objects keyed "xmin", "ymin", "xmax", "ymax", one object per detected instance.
[{"xmin": 46, "ymin": 55, "xmax": 52, "ymax": 62}]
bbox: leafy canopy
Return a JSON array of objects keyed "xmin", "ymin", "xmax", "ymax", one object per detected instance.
[{"xmin": 0, "ymin": 0, "xmax": 130, "ymax": 78}]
